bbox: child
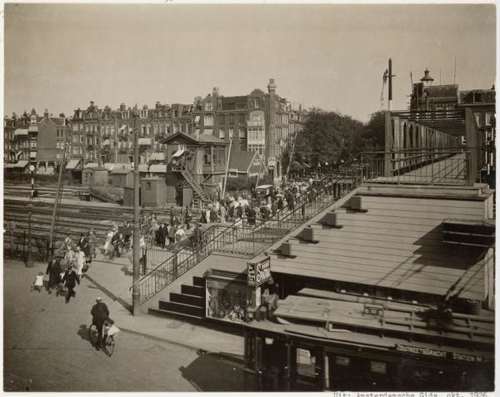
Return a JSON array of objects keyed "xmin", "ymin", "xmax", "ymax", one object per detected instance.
[{"xmin": 32, "ymin": 272, "xmax": 44, "ymax": 292}]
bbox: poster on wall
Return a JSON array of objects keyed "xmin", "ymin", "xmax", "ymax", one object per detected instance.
[{"xmin": 247, "ymin": 256, "xmax": 272, "ymax": 287}]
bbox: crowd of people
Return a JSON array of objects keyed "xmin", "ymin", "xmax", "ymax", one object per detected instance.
[{"xmin": 34, "ymin": 230, "xmax": 97, "ymax": 303}]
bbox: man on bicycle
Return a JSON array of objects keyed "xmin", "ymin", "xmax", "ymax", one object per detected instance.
[{"xmin": 91, "ymin": 297, "xmax": 110, "ymax": 349}]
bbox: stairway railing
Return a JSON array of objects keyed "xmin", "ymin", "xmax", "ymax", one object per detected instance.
[
  {"xmin": 133, "ymin": 166, "xmax": 362, "ymax": 304},
  {"xmin": 180, "ymin": 169, "xmax": 209, "ymax": 202}
]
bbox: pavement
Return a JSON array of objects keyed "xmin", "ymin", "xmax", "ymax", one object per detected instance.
[{"xmin": 3, "ymin": 258, "xmax": 252, "ymax": 391}]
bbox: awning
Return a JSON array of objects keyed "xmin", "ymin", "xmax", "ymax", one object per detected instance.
[
  {"xmin": 66, "ymin": 159, "xmax": 81, "ymax": 170},
  {"xmin": 5, "ymin": 163, "xmax": 17, "ymax": 169},
  {"xmin": 14, "ymin": 160, "xmax": 29, "ymax": 168},
  {"xmin": 84, "ymin": 162, "xmax": 99, "ymax": 169},
  {"xmin": 138, "ymin": 138, "xmax": 152, "ymax": 146},
  {"xmin": 28, "ymin": 125, "xmax": 38, "ymax": 133},
  {"xmin": 14, "ymin": 128, "xmax": 28, "ymax": 137},
  {"xmin": 138, "ymin": 164, "xmax": 149, "ymax": 173},
  {"xmin": 149, "ymin": 164, "xmax": 167, "ymax": 173},
  {"xmin": 30, "ymin": 151, "xmax": 37, "ymax": 159},
  {"xmin": 150, "ymin": 152, "xmax": 166, "ymax": 161},
  {"xmin": 172, "ymin": 148, "xmax": 185, "ymax": 158}
]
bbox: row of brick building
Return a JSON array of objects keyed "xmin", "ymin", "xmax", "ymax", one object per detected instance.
[{"xmin": 4, "ymin": 79, "xmax": 306, "ymax": 182}]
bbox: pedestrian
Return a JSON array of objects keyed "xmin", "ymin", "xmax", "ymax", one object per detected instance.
[
  {"xmin": 175, "ymin": 225, "xmax": 186, "ymax": 243},
  {"xmin": 46, "ymin": 257, "xmax": 62, "ymax": 294},
  {"xmin": 32, "ymin": 272, "xmax": 44, "ymax": 293},
  {"xmin": 88, "ymin": 228, "xmax": 97, "ymax": 259},
  {"xmin": 168, "ymin": 224, "xmax": 177, "ymax": 246},
  {"xmin": 91, "ymin": 297, "xmax": 110, "ymax": 349},
  {"xmin": 62, "ymin": 266, "xmax": 80, "ymax": 303},
  {"xmin": 184, "ymin": 206, "xmax": 192, "ymax": 230},
  {"xmin": 75, "ymin": 246, "xmax": 85, "ymax": 278}
]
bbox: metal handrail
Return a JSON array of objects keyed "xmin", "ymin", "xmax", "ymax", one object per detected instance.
[{"xmin": 133, "ymin": 168, "xmax": 361, "ymax": 303}]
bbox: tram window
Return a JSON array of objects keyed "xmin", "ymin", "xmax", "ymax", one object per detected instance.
[
  {"xmin": 335, "ymin": 356, "xmax": 350, "ymax": 366},
  {"xmin": 370, "ymin": 361, "xmax": 387, "ymax": 374}
]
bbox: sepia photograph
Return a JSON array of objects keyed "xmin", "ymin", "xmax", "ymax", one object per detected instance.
[{"xmin": 3, "ymin": 2, "xmax": 496, "ymax": 392}]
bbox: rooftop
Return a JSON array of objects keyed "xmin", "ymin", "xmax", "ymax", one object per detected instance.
[{"xmin": 267, "ymin": 183, "xmax": 493, "ymax": 302}]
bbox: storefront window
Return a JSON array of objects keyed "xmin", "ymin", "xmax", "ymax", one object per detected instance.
[{"xmin": 206, "ymin": 277, "xmax": 248, "ymax": 323}]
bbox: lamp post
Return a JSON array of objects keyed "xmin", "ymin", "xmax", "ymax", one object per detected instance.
[
  {"xmin": 132, "ymin": 110, "xmax": 141, "ymax": 315},
  {"xmin": 26, "ymin": 164, "xmax": 35, "ymax": 267}
]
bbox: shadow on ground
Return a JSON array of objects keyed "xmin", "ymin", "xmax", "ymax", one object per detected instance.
[{"xmin": 179, "ymin": 350, "xmax": 258, "ymax": 391}]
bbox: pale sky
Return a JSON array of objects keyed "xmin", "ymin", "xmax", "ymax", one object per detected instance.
[{"xmin": 4, "ymin": 3, "xmax": 496, "ymax": 122}]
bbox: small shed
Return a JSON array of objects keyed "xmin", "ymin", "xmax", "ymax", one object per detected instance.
[
  {"xmin": 82, "ymin": 167, "xmax": 94, "ymax": 186},
  {"xmin": 65, "ymin": 159, "xmax": 83, "ymax": 184},
  {"xmin": 141, "ymin": 177, "xmax": 167, "ymax": 207},
  {"xmin": 110, "ymin": 168, "xmax": 133, "ymax": 188}
]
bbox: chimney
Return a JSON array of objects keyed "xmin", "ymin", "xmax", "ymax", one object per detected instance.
[
  {"xmin": 320, "ymin": 211, "xmax": 342, "ymax": 228},
  {"xmin": 44, "ymin": 109, "xmax": 49, "ymax": 119},
  {"xmin": 349, "ymin": 196, "xmax": 366, "ymax": 211},
  {"xmin": 297, "ymin": 226, "xmax": 319, "ymax": 243},
  {"xmin": 278, "ymin": 240, "xmax": 292, "ymax": 257},
  {"xmin": 267, "ymin": 78, "xmax": 277, "ymax": 94}
]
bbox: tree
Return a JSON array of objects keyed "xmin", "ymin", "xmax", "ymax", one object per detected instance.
[
  {"xmin": 291, "ymin": 110, "xmax": 365, "ymax": 168},
  {"xmin": 361, "ymin": 111, "xmax": 386, "ymax": 151}
]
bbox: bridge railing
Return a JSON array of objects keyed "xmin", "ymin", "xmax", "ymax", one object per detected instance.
[
  {"xmin": 133, "ymin": 167, "xmax": 362, "ymax": 304},
  {"xmin": 360, "ymin": 148, "xmax": 471, "ymax": 185}
]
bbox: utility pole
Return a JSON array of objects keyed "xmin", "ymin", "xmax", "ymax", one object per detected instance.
[
  {"xmin": 222, "ymin": 137, "xmax": 233, "ymax": 198},
  {"xmin": 26, "ymin": 164, "xmax": 35, "ymax": 267},
  {"xmin": 132, "ymin": 110, "xmax": 141, "ymax": 315},
  {"xmin": 388, "ymin": 58, "xmax": 395, "ymax": 111}
]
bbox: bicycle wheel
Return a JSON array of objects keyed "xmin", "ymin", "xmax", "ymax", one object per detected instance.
[
  {"xmin": 104, "ymin": 336, "xmax": 115, "ymax": 356},
  {"xmin": 88, "ymin": 324, "xmax": 99, "ymax": 347}
]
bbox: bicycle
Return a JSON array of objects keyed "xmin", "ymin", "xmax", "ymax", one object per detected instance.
[{"xmin": 89, "ymin": 320, "xmax": 119, "ymax": 356}]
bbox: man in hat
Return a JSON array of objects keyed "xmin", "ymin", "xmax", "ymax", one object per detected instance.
[{"xmin": 91, "ymin": 297, "xmax": 110, "ymax": 349}]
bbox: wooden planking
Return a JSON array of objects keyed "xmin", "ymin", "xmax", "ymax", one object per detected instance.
[
  {"xmin": 272, "ymin": 253, "xmax": 474, "ymax": 284},
  {"xmin": 288, "ymin": 238, "xmax": 479, "ymax": 266},
  {"xmin": 274, "ymin": 249, "xmax": 472, "ymax": 276},
  {"xmin": 271, "ymin": 261, "xmax": 484, "ymax": 300},
  {"xmin": 359, "ymin": 195, "xmax": 485, "ymax": 214}
]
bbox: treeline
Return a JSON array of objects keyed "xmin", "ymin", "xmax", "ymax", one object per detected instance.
[{"xmin": 282, "ymin": 110, "xmax": 386, "ymax": 172}]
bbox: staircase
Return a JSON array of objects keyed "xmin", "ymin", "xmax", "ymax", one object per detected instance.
[
  {"xmin": 180, "ymin": 169, "xmax": 210, "ymax": 203},
  {"xmin": 151, "ymin": 276, "xmax": 206, "ymax": 320}
]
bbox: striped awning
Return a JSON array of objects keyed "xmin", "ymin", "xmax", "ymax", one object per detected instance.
[
  {"xmin": 149, "ymin": 164, "xmax": 167, "ymax": 173},
  {"xmin": 66, "ymin": 159, "xmax": 82, "ymax": 170},
  {"xmin": 138, "ymin": 138, "xmax": 152, "ymax": 146},
  {"xmin": 14, "ymin": 128, "xmax": 28, "ymax": 137},
  {"xmin": 14, "ymin": 160, "xmax": 29, "ymax": 168},
  {"xmin": 172, "ymin": 148, "xmax": 185, "ymax": 158}
]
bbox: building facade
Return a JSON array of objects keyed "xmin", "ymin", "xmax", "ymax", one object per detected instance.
[
  {"xmin": 4, "ymin": 109, "xmax": 70, "ymax": 175},
  {"xmin": 5, "ymin": 79, "xmax": 306, "ymax": 181}
]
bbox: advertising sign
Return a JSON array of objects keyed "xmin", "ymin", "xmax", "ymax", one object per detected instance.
[{"xmin": 247, "ymin": 257, "xmax": 272, "ymax": 287}]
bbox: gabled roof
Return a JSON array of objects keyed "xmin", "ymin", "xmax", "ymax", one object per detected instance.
[{"xmin": 160, "ymin": 132, "xmax": 199, "ymax": 145}]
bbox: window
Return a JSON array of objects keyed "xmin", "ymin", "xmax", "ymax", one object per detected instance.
[
  {"xmin": 239, "ymin": 128, "xmax": 247, "ymax": 138},
  {"xmin": 219, "ymin": 129, "xmax": 225, "ymax": 139},
  {"xmin": 229, "ymin": 128, "xmax": 234, "ymax": 139},
  {"xmin": 72, "ymin": 124, "xmax": 78, "ymax": 132},
  {"xmin": 205, "ymin": 102, "xmax": 213, "ymax": 111},
  {"xmin": 204, "ymin": 115, "xmax": 214, "ymax": 127}
]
